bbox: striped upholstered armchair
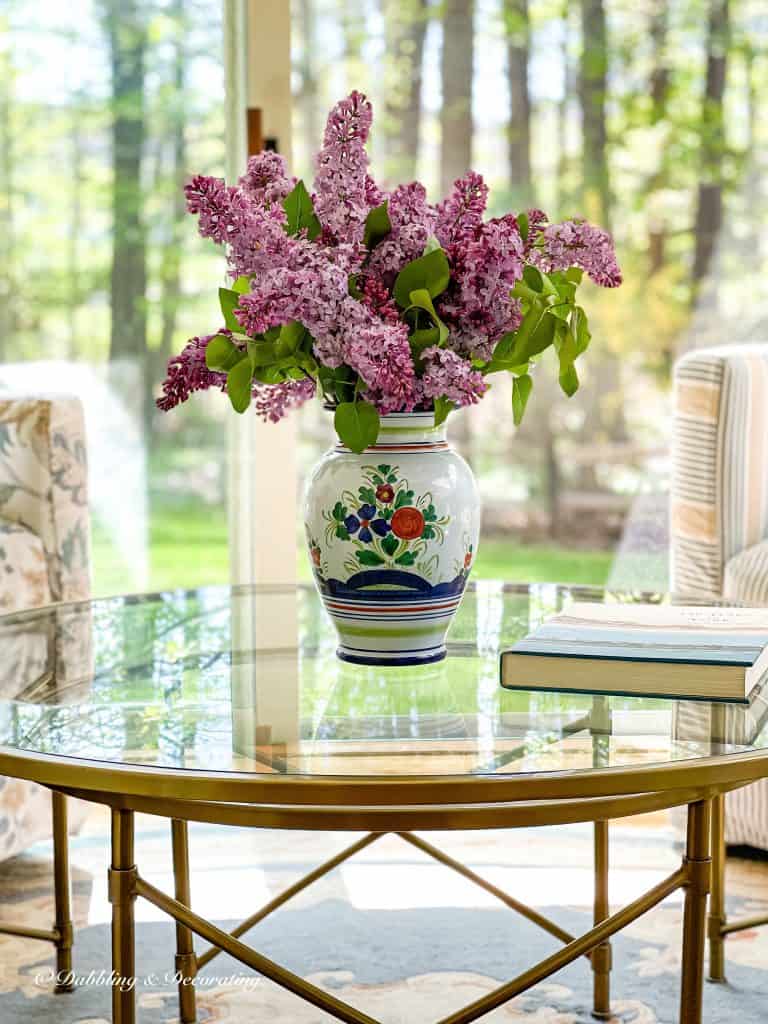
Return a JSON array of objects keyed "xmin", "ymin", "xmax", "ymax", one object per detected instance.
[{"xmin": 671, "ymin": 344, "xmax": 768, "ymax": 848}]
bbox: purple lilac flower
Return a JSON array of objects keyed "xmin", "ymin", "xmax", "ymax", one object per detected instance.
[
  {"xmin": 522, "ymin": 208, "xmax": 548, "ymax": 254},
  {"xmin": 438, "ymin": 214, "xmax": 525, "ymax": 360},
  {"xmin": 184, "ymin": 176, "xmax": 250, "ymax": 245},
  {"xmin": 344, "ymin": 321, "xmax": 418, "ymax": 414},
  {"xmin": 313, "ymin": 91, "xmax": 377, "ymax": 246},
  {"xmin": 253, "ymin": 378, "xmax": 316, "ymax": 423},
  {"xmin": 534, "ymin": 220, "xmax": 623, "ymax": 287},
  {"xmin": 434, "ymin": 171, "xmax": 489, "ymax": 250},
  {"xmin": 367, "ymin": 182, "xmax": 438, "ymax": 278},
  {"xmin": 359, "ymin": 274, "xmax": 400, "ymax": 324},
  {"xmin": 238, "ymin": 151, "xmax": 295, "ymax": 206},
  {"xmin": 156, "ymin": 334, "xmax": 227, "ymax": 411},
  {"xmin": 420, "ymin": 347, "xmax": 488, "ymax": 407}
]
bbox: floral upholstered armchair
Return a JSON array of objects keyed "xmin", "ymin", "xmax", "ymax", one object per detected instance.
[
  {"xmin": 0, "ymin": 396, "xmax": 91, "ymax": 863},
  {"xmin": 671, "ymin": 344, "xmax": 768, "ymax": 849}
]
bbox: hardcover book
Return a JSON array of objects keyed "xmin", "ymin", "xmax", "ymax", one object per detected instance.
[{"xmin": 500, "ymin": 603, "xmax": 768, "ymax": 703}]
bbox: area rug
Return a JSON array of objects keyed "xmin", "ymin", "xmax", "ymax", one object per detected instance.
[{"xmin": 2, "ymin": 830, "xmax": 768, "ymax": 1023}]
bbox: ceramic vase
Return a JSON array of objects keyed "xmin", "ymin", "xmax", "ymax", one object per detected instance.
[{"xmin": 303, "ymin": 411, "xmax": 480, "ymax": 665}]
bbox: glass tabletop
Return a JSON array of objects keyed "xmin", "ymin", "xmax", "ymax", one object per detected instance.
[{"xmin": 0, "ymin": 582, "xmax": 766, "ymax": 782}]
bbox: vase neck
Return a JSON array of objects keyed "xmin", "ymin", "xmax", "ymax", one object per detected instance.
[{"xmin": 335, "ymin": 411, "xmax": 448, "ymax": 453}]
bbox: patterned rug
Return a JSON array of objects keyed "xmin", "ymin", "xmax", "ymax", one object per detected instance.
[{"xmin": 1, "ymin": 814, "xmax": 767, "ymax": 1023}]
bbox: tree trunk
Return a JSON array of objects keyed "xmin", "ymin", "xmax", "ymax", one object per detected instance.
[
  {"xmin": 578, "ymin": 0, "xmax": 611, "ymax": 229},
  {"xmin": 148, "ymin": 0, "xmax": 187, "ymax": 433},
  {"xmin": 382, "ymin": 0, "xmax": 429, "ymax": 185},
  {"xmin": 647, "ymin": 0, "xmax": 669, "ymax": 276},
  {"xmin": 691, "ymin": 0, "xmax": 729, "ymax": 292},
  {"xmin": 104, "ymin": 0, "xmax": 148, "ymax": 368},
  {"xmin": 67, "ymin": 98, "xmax": 85, "ymax": 357},
  {"xmin": 505, "ymin": 0, "xmax": 533, "ymax": 208},
  {"xmin": 440, "ymin": 0, "xmax": 475, "ymax": 198},
  {"xmin": 555, "ymin": 2, "xmax": 575, "ymax": 216}
]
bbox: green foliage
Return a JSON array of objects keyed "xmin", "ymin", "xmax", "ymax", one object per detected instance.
[
  {"xmin": 363, "ymin": 201, "xmax": 391, "ymax": 248},
  {"xmin": 333, "ymin": 400, "xmax": 380, "ymax": 453},
  {"xmin": 512, "ymin": 373, "xmax": 533, "ymax": 425},
  {"xmin": 218, "ymin": 287, "xmax": 242, "ymax": 332},
  {"xmin": 226, "ymin": 356, "xmax": 253, "ymax": 413},
  {"xmin": 393, "ymin": 247, "xmax": 451, "ymax": 308},
  {"xmin": 433, "ymin": 396, "xmax": 455, "ymax": 427},
  {"xmin": 282, "ymin": 180, "xmax": 322, "ymax": 239},
  {"xmin": 205, "ymin": 334, "xmax": 245, "ymax": 372}
]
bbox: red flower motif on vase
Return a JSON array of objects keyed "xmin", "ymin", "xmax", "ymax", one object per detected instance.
[
  {"xmin": 376, "ymin": 483, "xmax": 395, "ymax": 503},
  {"xmin": 391, "ymin": 506, "xmax": 425, "ymax": 540}
]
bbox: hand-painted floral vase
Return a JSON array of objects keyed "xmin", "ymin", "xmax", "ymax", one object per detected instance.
[{"xmin": 303, "ymin": 411, "xmax": 480, "ymax": 665}]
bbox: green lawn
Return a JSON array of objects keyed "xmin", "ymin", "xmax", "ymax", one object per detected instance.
[{"xmin": 92, "ymin": 504, "xmax": 612, "ymax": 595}]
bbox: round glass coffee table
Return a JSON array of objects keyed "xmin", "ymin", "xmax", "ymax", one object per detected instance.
[{"xmin": 1, "ymin": 582, "xmax": 767, "ymax": 1024}]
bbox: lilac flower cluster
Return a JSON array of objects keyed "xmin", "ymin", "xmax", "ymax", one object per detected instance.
[
  {"xmin": 420, "ymin": 347, "xmax": 488, "ymax": 407},
  {"xmin": 533, "ymin": 219, "xmax": 623, "ymax": 287},
  {"xmin": 159, "ymin": 91, "xmax": 622, "ymax": 428},
  {"xmin": 156, "ymin": 334, "xmax": 226, "ymax": 411},
  {"xmin": 253, "ymin": 378, "xmax": 316, "ymax": 423}
]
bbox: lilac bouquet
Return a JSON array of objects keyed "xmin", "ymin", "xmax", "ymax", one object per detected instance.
[{"xmin": 158, "ymin": 91, "xmax": 621, "ymax": 452}]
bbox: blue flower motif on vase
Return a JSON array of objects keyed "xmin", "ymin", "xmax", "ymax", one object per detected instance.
[{"xmin": 343, "ymin": 503, "xmax": 391, "ymax": 544}]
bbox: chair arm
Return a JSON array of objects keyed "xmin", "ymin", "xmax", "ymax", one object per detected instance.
[
  {"xmin": 0, "ymin": 397, "xmax": 91, "ymax": 603},
  {"xmin": 671, "ymin": 344, "xmax": 768, "ymax": 599}
]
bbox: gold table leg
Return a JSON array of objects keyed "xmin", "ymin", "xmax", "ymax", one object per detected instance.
[
  {"xmin": 52, "ymin": 792, "xmax": 74, "ymax": 993},
  {"xmin": 592, "ymin": 819, "xmax": 612, "ymax": 1020},
  {"xmin": 171, "ymin": 819, "xmax": 198, "ymax": 1024},
  {"xmin": 109, "ymin": 809, "xmax": 137, "ymax": 1024},
  {"xmin": 679, "ymin": 800, "xmax": 711, "ymax": 1024},
  {"xmin": 708, "ymin": 793, "xmax": 726, "ymax": 982}
]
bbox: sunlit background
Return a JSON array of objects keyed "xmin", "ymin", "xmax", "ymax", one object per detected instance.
[{"xmin": 1, "ymin": 0, "xmax": 766, "ymax": 596}]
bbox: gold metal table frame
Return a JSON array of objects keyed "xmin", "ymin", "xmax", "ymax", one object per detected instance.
[{"xmin": 3, "ymin": 747, "xmax": 768, "ymax": 1024}]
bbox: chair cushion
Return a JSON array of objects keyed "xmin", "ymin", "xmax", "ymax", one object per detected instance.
[
  {"xmin": 0, "ymin": 520, "xmax": 52, "ymax": 614},
  {"xmin": 724, "ymin": 540, "xmax": 768, "ymax": 604}
]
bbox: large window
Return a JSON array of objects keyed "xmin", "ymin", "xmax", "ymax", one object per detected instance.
[
  {"xmin": 291, "ymin": 0, "xmax": 768, "ymax": 590},
  {"xmin": 1, "ymin": 0, "xmax": 228, "ymax": 595}
]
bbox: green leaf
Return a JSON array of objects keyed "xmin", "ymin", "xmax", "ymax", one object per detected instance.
[
  {"xmin": 572, "ymin": 306, "xmax": 591, "ymax": 356},
  {"xmin": 334, "ymin": 400, "xmax": 380, "ymax": 454},
  {"xmin": 282, "ymin": 180, "xmax": 321, "ymax": 239},
  {"xmin": 522, "ymin": 265, "xmax": 543, "ymax": 292},
  {"xmin": 512, "ymin": 373, "xmax": 533, "ymax": 426},
  {"xmin": 395, "ymin": 551, "xmax": 417, "ymax": 566},
  {"xmin": 565, "ymin": 267, "xmax": 583, "ymax": 284},
  {"xmin": 434, "ymin": 396, "xmax": 455, "ymax": 427},
  {"xmin": 422, "ymin": 525, "xmax": 435, "ymax": 539},
  {"xmin": 348, "ymin": 274, "xmax": 364, "ymax": 299},
  {"xmin": 559, "ymin": 362, "xmax": 579, "ymax": 397},
  {"xmin": 406, "ymin": 287, "xmax": 449, "ymax": 345},
  {"xmin": 393, "ymin": 247, "xmax": 451, "ymax": 308},
  {"xmin": 356, "ymin": 550, "xmax": 386, "ymax": 566},
  {"xmin": 358, "ymin": 485, "xmax": 376, "ymax": 504},
  {"xmin": 423, "ymin": 235, "xmax": 441, "ymax": 254},
  {"xmin": 381, "ymin": 533, "xmax": 399, "ymax": 557},
  {"xmin": 395, "ymin": 489, "xmax": 414, "ymax": 509},
  {"xmin": 376, "ymin": 464, "xmax": 391, "ymax": 474},
  {"xmin": 276, "ymin": 320, "xmax": 306, "ymax": 357},
  {"xmin": 227, "ymin": 356, "xmax": 253, "ymax": 413},
  {"xmin": 510, "ymin": 305, "xmax": 558, "ymax": 362},
  {"xmin": 219, "ymin": 287, "xmax": 242, "ymax": 332},
  {"xmin": 332, "ymin": 501, "xmax": 346, "ymax": 521},
  {"xmin": 517, "ymin": 212, "xmax": 529, "ymax": 242},
  {"xmin": 335, "ymin": 525, "xmax": 351, "ymax": 540},
  {"xmin": 363, "ymin": 201, "xmax": 391, "ymax": 248},
  {"xmin": 205, "ymin": 334, "xmax": 245, "ymax": 372},
  {"xmin": 232, "ymin": 275, "xmax": 250, "ymax": 294},
  {"xmin": 247, "ymin": 340, "xmax": 279, "ymax": 367}
]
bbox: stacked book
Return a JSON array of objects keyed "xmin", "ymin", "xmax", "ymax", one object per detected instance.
[{"xmin": 501, "ymin": 603, "xmax": 768, "ymax": 705}]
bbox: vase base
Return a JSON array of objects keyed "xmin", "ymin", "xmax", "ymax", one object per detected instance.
[{"xmin": 336, "ymin": 645, "xmax": 447, "ymax": 667}]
